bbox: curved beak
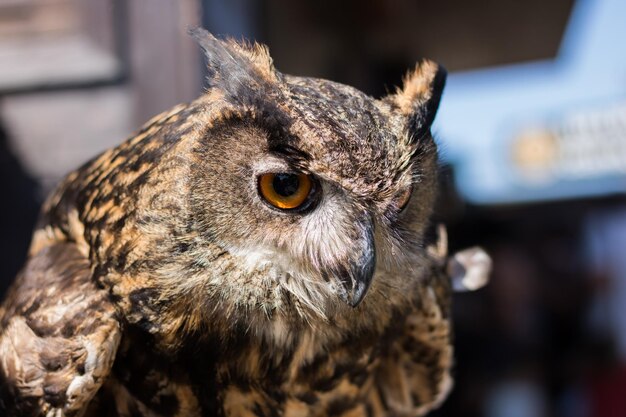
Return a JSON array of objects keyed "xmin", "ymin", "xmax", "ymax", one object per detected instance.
[{"xmin": 333, "ymin": 215, "xmax": 376, "ymax": 307}]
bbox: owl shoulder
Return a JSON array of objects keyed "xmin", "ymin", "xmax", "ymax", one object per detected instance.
[{"xmin": 0, "ymin": 242, "xmax": 121, "ymax": 417}]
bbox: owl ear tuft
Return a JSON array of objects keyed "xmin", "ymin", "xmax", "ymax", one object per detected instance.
[
  {"xmin": 389, "ymin": 59, "xmax": 447, "ymax": 141},
  {"xmin": 189, "ymin": 28, "xmax": 280, "ymax": 99}
]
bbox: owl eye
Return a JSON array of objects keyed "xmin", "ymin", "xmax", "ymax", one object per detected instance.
[
  {"xmin": 258, "ymin": 172, "xmax": 314, "ymax": 210},
  {"xmin": 394, "ymin": 186, "xmax": 413, "ymax": 211}
]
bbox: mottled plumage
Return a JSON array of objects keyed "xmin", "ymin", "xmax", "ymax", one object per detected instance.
[{"xmin": 0, "ymin": 29, "xmax": 489, "ymax": 417}]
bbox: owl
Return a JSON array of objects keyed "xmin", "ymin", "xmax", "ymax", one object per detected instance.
[{"xmin": 0, "ymin": 29, "xmax": 490, "ymax": 417}]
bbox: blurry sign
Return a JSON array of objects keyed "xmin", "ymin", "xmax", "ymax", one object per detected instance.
[
  {"xmin": 434, "ymin": 0, "xmax": 626, "ymax": 205},
  {"xmin": 512, "ymin": 103, "xmax": 626, "ymax": 183}
]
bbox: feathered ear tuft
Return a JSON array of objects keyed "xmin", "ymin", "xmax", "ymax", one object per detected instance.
[
  {"xmin": 388, "ymin": 59, "xmax": 447, "ymax": 141},
  {"xmin": 189, "ymin": 28, "xmax": 280, "ymax": 99}
]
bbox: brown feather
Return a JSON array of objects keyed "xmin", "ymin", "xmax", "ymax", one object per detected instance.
[
  {"xmin": 0, "ymin": 243, "xmax": 121, "ymax": 417},
  {"xmin": 0, "ymin": 31, "xmax": 465, "ymax": 417}
]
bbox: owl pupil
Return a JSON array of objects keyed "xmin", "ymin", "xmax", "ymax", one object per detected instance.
[{"xmin": 273, "ymin": 174, "xmax": 300, "ymax": 197}]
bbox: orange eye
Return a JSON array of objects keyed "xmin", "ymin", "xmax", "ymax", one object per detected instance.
[
  {"xmin": 258, "ymin": 173, "xmax": 314, "ymax": 210},
  {"xmin": 395, "ymin": 186, "xmax": 413, "ymax": 211}
]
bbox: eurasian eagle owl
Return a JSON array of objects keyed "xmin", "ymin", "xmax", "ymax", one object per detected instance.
[{"xmin": 0, "ymin": 29, "xmax": 490, "ymax": 417}]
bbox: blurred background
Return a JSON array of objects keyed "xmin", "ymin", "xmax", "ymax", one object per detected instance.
[{"xmin": 1, "ymin": 0, "xmax": 625, "ymax": 416}]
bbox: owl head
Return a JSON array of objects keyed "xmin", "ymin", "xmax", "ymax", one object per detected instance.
[
  {"xmin": 164, "ymin": 29, "xmax": 447, "ymax": 317},
  {"xmin": 125, "ymin": 29, "xmax": 446, "ymax": 335}
]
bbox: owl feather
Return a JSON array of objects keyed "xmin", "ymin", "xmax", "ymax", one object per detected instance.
[{"xmin": 0, "ymin": 29, "xmax": 489, "ymax": 417}]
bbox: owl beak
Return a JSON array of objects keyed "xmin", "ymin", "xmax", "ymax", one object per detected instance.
[{"xmin": 335, "ymin": 217, "xmax": 376, "ymax": 308}]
